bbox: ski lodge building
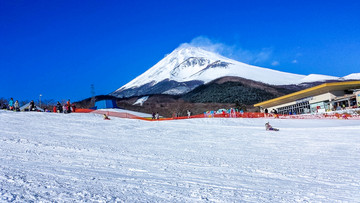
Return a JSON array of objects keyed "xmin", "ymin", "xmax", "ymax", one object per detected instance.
[{"xmin": 254, "ymin": 81, "xmax": 360, "ymax": 114}]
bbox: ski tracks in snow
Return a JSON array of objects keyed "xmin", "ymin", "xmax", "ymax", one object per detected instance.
[{"xmin": 1, "ymin": 111, "xmax": 360, "ymax": 201}]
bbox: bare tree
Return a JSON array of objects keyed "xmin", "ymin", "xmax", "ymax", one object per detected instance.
[
  {"xmin": 20, "ymin": 100, "xmax": 29, "ymax": 106},
  {"xmin": 41, "ymin": 99, "xmax": 56, "ymax": 110}
]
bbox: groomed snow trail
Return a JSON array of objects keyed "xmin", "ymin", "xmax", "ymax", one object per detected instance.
[{"xmin": 0, "ymin": 111, "xmax": 359, "ymax": 202}]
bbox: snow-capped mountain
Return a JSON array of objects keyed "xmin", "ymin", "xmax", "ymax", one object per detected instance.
[
  {"xmin": 111, "ymin": 45, "xmax": 356, "ymax": 98},
  {"xmin": 299, "ymin": 74, "xmax": 340, "ymax": 83},
  {"xmin": 342, "ymin": 73, "xmax": 360, "ymax": 80}
]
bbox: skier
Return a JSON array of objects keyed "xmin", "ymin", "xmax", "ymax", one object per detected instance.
[
  {"xmin": 155, "ymin": 112, "xmax": 159, "ymax": 120},
  {"xmin": 265, "ymin": 122, "xmax": 279, "ymax": 131},
  {"xmin": 187, "ymin": 110, "xmax": 191, "ymax": 118}
]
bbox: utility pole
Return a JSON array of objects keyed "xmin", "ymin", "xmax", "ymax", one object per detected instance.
[{"xmin": 39, "ymin": 94, "xmax": 42, "ymax": 108}]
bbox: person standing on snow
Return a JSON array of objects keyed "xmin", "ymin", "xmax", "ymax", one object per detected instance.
[
  {"xmin": 56, "ymin": 101, "xmax": 62, "ymax": 113},
  {"xmin": 29, "ymin": 100, "xmax": 35, "ymax": 111},
  {"xmin": 66, "ymin": 99, "xmax": 71, "ymax": 113},
  {"xmin": 14, "ymin": 100, "xmax": 20, "ymax": 111},
  {"xmin": 8, "ymin": 98, "xmax": 14, "ymax": 110},
  {"xmin": 63, "ymin": 103, "xmax": 67, "ymax": 113}
]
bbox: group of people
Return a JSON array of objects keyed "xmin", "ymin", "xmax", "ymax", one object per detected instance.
[
  {"xmin": 7, "ymin": 98, "xmax": 17, "ymax": 111},
  {"xmin": 1, "ymin": 98, "xmax": 76, "ymax": 113},
  {"xmin": 264, "ymin": 108, "xmax": 278, "ymax": 114},
  {"xmin": 152, "ymin": 112, "xmax": 160, "ymax": 120},
  {"xmin": 2, "ymin": 98, "xmax": 32, "ymax": 111},
  {"xmin": 53, "ymin": 100, "xmax": 75, "ymax": 113}
]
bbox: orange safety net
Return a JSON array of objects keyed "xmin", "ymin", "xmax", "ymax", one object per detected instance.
[
  {"xmin": 74, "ymin": 109, "xmax": 360, "ymax": 121},
  {"xmin": 75, "ymin": 109, "xmax": 95, "ymax": 113},
  {"xmin": 91, "ymin": 110, "xmax": 149, "ymax": 121}
]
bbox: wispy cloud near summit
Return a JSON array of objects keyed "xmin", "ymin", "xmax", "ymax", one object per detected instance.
[{"xmin": 180, "ymin": 36, "xmax": 273, "ymax": 66}]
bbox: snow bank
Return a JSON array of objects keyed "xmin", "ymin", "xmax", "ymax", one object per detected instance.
[
  {"xmin": 133, "ymin": 96, "xmax": 149, "ymax": 106},
  {"xmin": 1, "ymin": 110, "xmax": 360, "ymax": 202}
]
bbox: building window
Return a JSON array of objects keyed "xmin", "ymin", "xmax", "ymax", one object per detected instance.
[{"xmin": 277, "ymin": 101, "xmax": 310, "ymax": 115}]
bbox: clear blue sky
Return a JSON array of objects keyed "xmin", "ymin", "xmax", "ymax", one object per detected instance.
[{"xmin": 1, "ymin": 0, "xmax": 360, "ymax": 102}]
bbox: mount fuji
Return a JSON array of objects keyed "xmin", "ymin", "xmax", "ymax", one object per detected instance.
[{"xmin": 111, "ymin": 45, "xmax": 357, "ymax": 98}]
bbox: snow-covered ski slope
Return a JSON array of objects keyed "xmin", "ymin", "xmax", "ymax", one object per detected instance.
[{"xmin": 1, "ymin": 111, "xmax": 360, "ymax": 202}]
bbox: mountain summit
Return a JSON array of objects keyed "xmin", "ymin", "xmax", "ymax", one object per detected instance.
[{"xmin": 111, "ymin": 46, "xmax": 350, "ymax": 98}]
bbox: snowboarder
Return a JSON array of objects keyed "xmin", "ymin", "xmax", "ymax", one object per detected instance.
[
  {"xmin": 265, "ymin": 122, "xmax": 279, "ymax": 131},
  {"xmin": 187, "ymin": 110, "xmax": 191, "ymax": 118},
  {"xmin": 155, "ymin": 112, "xmax": 159, "ymax": 120},
  {"xmin": 103, "ymin": 114, "xmax": 110, "ymax": 120}
]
